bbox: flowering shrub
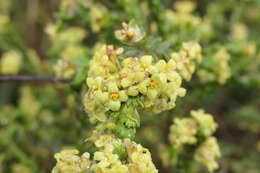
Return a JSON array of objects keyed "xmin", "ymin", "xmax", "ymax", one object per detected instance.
[{"xmin": 0, "ymin": 0, "xmax": 260, "ymax": 173}]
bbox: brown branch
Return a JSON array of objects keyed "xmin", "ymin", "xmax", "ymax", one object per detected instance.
[{"xmin": 0, "ymin": 75, "xmax": 72, "ymax": 83}]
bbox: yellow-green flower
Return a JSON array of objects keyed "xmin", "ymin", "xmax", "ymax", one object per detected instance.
[
  {"xmin": 194, "ymin": 137, "xmax": 221, "ymax": 172},
  {"xmin": 231, "ymin": 23, "xmax": 248, "ymax": 41},
  {"xmin": 69, "ymin": 133, "xmax": 159, "ymax": 173},
  {"xmin": 0, "ymin": 15, "xmax": 9, "ymax": 30},
  {"xmin": 90, "ymin": 4, "xmax": 106, "ymax": 33},
  {"xmin": 191, "ymin": 109, "xmax": 217, "ymax": 137},
  {"xmin": 84, "ymin": 45, "xmax": 126, "ymax": 121},
  {"xmin": 169, "ymin": 118, "xmax": 198, "ymax": 147},
  {"xmin": 52, "ymin": 149, "xmax": 91, "ymax": 173},
  {"xmin": 0, "ymin": 50, "xmax": 22, "ymax": 75},
  {"xmin": 120, "ymin": 56, "xmax": 150, "ymax": 89},
  {"xmin": 88, "ymin": 45, "xmax": 122, "ymax": 79},
  {"xmin": 125, "ymin": 139, "xmax": 158, "ymax": 173},
  {"xmin": 165, "ymin": 1, "xmax": 201, "ymax": 27},
  {"xmin": 197, "ymin": 48, "xmax": 231, "ymax": 84},
  {"xmin": 171, "ymin": 42, "xmax": 202, "ymax": 81},
  {"xmin": 215, "ymin": 48, "xmax": 231, "ymax": 84},
  {"xmin": 115, "ymin": 21, "xmax": 145, "ymax": 43},
  {"xmin": 243, "ymin": 41, "xmax": 256, "ymax": 56},
  {"xmin": 53, "ymin": 59, "xmax": 76, "ymax": 79},
  {"xmin": 60, "ymin": 44, "xmax": 85, "ymax": 60},
  {"xmin": 174, "ymin": 1, "xmax": 196, "ymax": 14},
  {"xmin": 45, "ymin": 25, "xmax": 86, "ymax": 45},
  {"xmin": 139, "ymin": 58, "xmax": 185, "ymax": 114},
  {"xmin": 19, "ymin": 86, "xmax": 41, "ymax": 117}
]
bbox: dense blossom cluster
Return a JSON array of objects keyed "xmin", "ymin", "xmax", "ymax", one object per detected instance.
[
  {"xmin": 169, "ymin": 117, "xmax": 197, "ymax": 147},
  {"xmin": 53, "ymin": 134, "xmax": 158, "ymax": 173},
  {"xmin": 84, "ymin": 45, "xmax": 125, "ymax": 121},
  {"xmin": 169, "ymin": 109, "xmax": 218, "ymax": 147},
  {"xmin": 171, "ymin": 42, "xmax": 202, "ymax": 81},
  {"xmin": 231, "ymin": 23, "xmax": 257, "ymax": 57},
  {"xmin": 164, "ymin": 1, "xmax": 213, "ymax": 40},
  {"xmin": 169, "ymin": 109, "xmax": 220, "ymax": 172},
  {"xmin": 84, "ymin": 43, "xmax": 196, "ymax": 121},
  {"xmin": 191, "ymin": 109, "xmax": 218, "ymax": 137},
  {"xmin": 2, "ymin": 0, "xmax": 260, "ymax": 172},
  {"xmin": 197, "ymin": 48, "xmax": 231, "ymax": 84},
  {"xmin": 194, "ymin": 137, "xmax": 221, "ymax": 172},
  {"xmin": 80, "ymin": 37, "xmax": 203, "ymax": 172},
  {"xmin": 165, "ymin": 1, "xmax": 199, "ymax": 26},
  {"xmin": 46, "ymin": 25, "xmax": 87, "ymax": 79},
  {"xmin": 52, "ymin": 149, "xmax": 91, "ymax": 173}
]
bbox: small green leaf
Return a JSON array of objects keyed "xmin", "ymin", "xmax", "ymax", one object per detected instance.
[{"xmin": 71, "ymin": 65, "xmax": 89, "ymax": 89}]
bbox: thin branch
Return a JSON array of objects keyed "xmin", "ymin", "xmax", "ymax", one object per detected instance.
[{"xmin": 0, "ymin": 75, "xmax": 72, "ymax": 83}]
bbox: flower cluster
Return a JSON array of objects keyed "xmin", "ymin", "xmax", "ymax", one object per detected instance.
[
  {"xmin": 124, "ymin": 139, "xmax": 157, "ymax": 173},
  {"xmin": 169, "ymin": 109, "xmax": 220, "ymax": 172},
  {"xmin": 138, "ymin": 58, "xmax": 186, "ymax": 114},
  {"xmin": 19, "ymin": 86, "xmax": 41, "ymax": 117},
  {"xmin": 231, "ymin": 23, "xmax": 248, "ymax": 42},
  {"xmin": 84, "ymin": 44, "xmax": 190, "ymax": 121},
  {"xmin": 164, "ymin": 1, "xmax": 213, "ymax": 40},
  {"xmin": 53, "ymin": 133, "xmax": 158, "ymax": 173},
  {"xmin": 211, "ymin": 48, "xmax": 231, "ymax": 84},
  {"xmin": 165, "ymin": 1, "xmax": 199, "ymax": 26},
  {"xmin": 171, "ymin": 42, "xmax": 202, "ymax": 81},
  {"xmin": 169, "ymin": 109, "xmax": 218, "ymax": 147},
  {"xmin": 4, "ymin": 0, "xmax": 260, "ymax": 171},
  {"xmin": 0, "ymin": 14, "xmax": 9, "ymax": 31},
  {"xmin": 191, "ymin": 109, "xmax": 218, "ymax": 137},
  {"xmin": 46, "ymin": 25, "xmax": 86, "ymax": 45},
  {"xmin": 46, "ymin": 24, "xmax": 87, "ymax": 79},
  {"xmin": 169, "ymin": 118, "xmax": 197, "ymax": 147},
  {"xmin": 0, "ymin": 50, "xmax": 22, "ymax": 75},
  {"xmin": 59, "ymin": 0, "xmax": 80, "ymax": 16},
  {"xmin": 194, "ymin": 137, "xmax": 221, "ymax": 172},
  {"xmin": 53, "ymin": 59, "xmax": 76, "ymax": 79},
  {"xmin": 90, "ymin": 4, "xmax": 107, "ymax": 33},
  {"xmin": 231, "ymin": 23, "xmax": 257, "ymax": 57},
  {"xmin": 52, "ymin": 149, "xmax": 91, "ymax": 173},
  {"xmin": 84, "ymin": 45, "xmax": 125, "ymax": 121},
  {"xmin": 197, "ymin": 48, "xmax": 231, "ymax": 84}
]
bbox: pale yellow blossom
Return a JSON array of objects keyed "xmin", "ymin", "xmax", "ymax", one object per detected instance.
[
  {"xmin": 194, "ymin": 137, "xmax": 221, "ymax": 172},
  {"xmin": 0, "ymin": 50, "xmax": 22, "ymax": 75}
]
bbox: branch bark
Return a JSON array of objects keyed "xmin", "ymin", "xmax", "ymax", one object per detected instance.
[{"xmin": 0, "ymin": 75, "xmax": 72, "ymax": 83}]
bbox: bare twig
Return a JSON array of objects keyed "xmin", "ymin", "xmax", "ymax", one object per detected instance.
[{"xmin": 0, "ymin": 75, "xmax": 72, "ymax": 83}]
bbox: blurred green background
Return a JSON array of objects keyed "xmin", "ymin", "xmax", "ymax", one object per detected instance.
[{"xmin": 0, "ymin": 0, "xmax": 260, "ymax": 172}]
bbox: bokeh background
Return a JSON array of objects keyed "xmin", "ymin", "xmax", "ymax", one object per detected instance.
[{"xmin": 0, "ymin": 0, "xmax": 260, "ymax": 172}]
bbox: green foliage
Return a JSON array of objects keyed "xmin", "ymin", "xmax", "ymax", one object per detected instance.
[{"xmin": 0, "ymin": 0, "xmax": 259, "ymax": 172}]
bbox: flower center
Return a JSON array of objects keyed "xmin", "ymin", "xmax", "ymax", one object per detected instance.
[
  {"xmin": 120, "ymin": 73, "xmax": 127, "ymax": 78},
  {"xmin": 106, "ymin": 45, "xmax": 116, "ymax": 60},
  {"xmin": 150, "ymin": 81, "xmax": 157, "ymax": 87},
  {"xmin": 109, "ymin": 93, "xmax": 119, "ymax": 100}
]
